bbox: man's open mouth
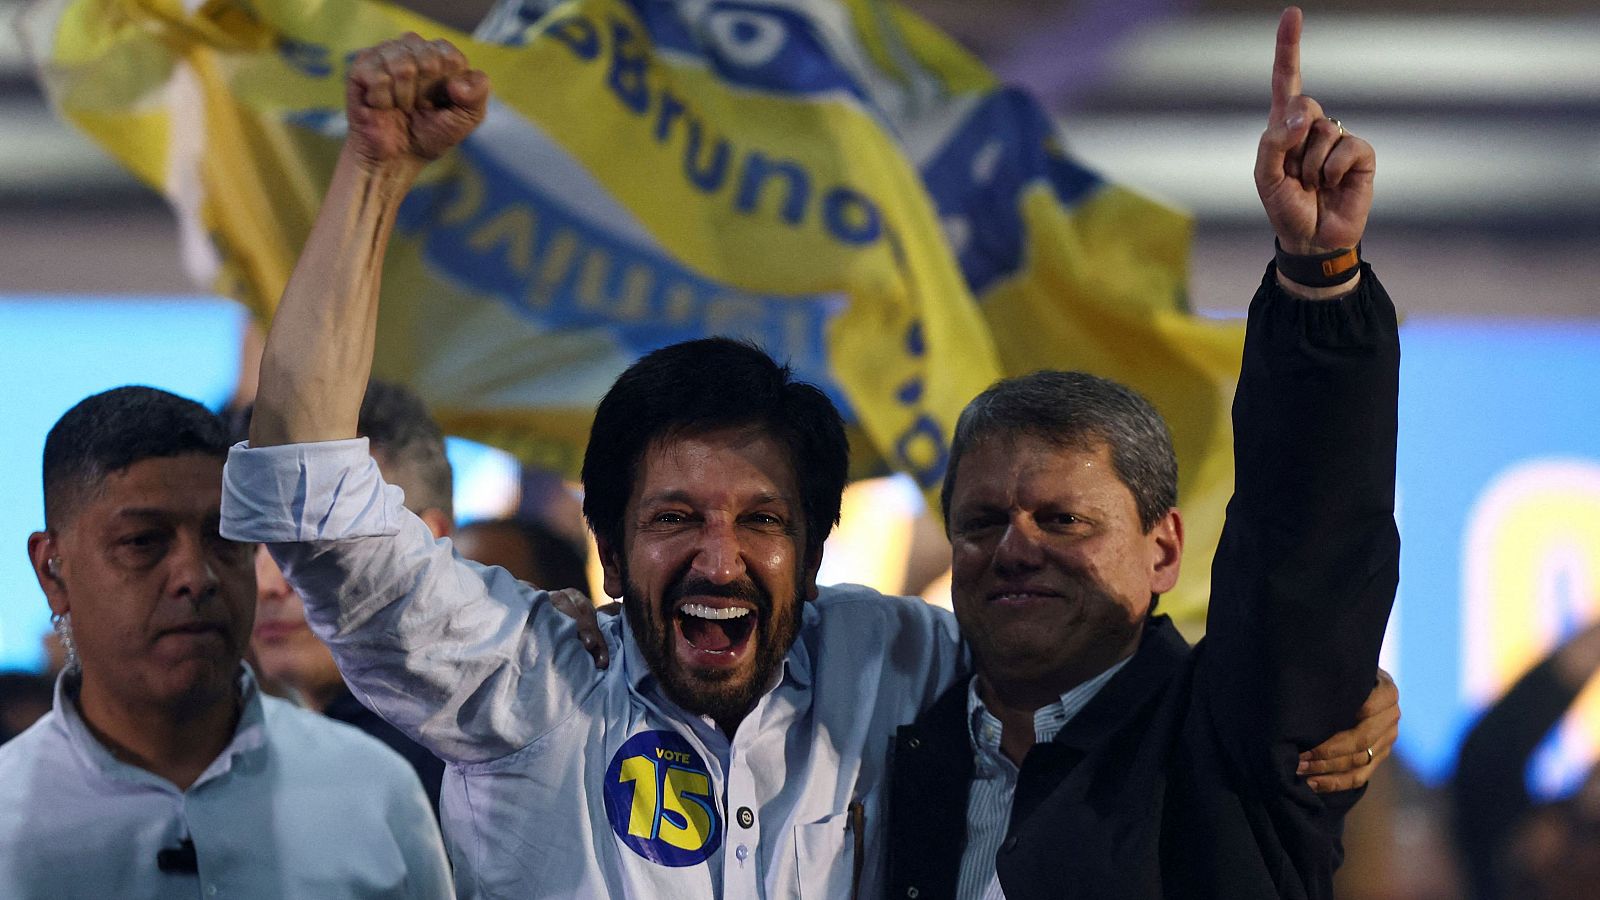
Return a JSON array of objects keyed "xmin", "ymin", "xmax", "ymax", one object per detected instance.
[{"xmin": 674, "ymin": 601, "xmax": 757, "ymax": 666}]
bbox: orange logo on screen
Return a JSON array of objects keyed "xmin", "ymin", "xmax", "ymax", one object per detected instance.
[{"xmin": 1463, "ymin": 458, "xmax": 1600, "ymax": 784}]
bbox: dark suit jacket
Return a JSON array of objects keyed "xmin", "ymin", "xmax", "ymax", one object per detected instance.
[{"xmin": 886, "ymin": 265, "xmax": 1400, "ymax": 900}]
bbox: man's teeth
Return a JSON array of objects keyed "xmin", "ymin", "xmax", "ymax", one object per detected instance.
[{"xmin": 681, "ymin": 603, "xmax": 752, "ymax": 620}]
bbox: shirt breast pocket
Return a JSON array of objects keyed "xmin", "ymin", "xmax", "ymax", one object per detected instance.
[{"xmin": 793, "ymin": 810, "xmax": 859, "ymax": 900}]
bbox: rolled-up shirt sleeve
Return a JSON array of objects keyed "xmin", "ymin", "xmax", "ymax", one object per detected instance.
[{"xmin": 223, "ymin": 439, "xmax": 607, "ymax": 765}]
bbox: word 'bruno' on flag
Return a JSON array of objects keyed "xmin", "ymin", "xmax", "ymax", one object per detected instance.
[{"xmin": 24, "ymin": 0, "xmax": 1243, "ymax": 628}]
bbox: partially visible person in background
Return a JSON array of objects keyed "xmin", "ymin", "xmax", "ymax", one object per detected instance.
[
  {"xmin": 1453, "ymin": 618, "xmax": 1600, "ymax": 900},
  {"xmin": 1335, "ymin": 752, "xmax": 1465, "ymax": 900},
  {"xmin": 0, "ymin": 386, "xmax": 449, "ymax": 899},
  {"xmin": 452, "ymin": 516, "xmax": 589, "ymax": 593},
  {"xmin": 0, "ymin": 672, "xmax": 53, "ymax": 745},
  {"xmin": 231, "ymin": 378, "xmax": 456, "ymax": 814}
]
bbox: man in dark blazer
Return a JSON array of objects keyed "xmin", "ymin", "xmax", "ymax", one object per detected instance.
[{"xmin": 885, "ymin": 9, "xmax": 1399, "ymax": 899}]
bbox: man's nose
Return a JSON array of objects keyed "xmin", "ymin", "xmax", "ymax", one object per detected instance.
[
  {"xmin": 690, "ymin": 519, "xmax": 746, "ymax": 585},
  {"xmin": 992, "ymin": 518, "xmax": 1045, "ymax": 574},
  {"xmin": 254, "ymin": 544, "xmax": 294, "ymax": 604},
  {"xmin": 171, "ymin": 532, "xmax": 221, "ymax": 605}
]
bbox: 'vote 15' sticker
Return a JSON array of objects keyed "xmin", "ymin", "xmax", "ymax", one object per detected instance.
[{"xmin": 603, "ymin": 730, "xmax": 722, "ymax": 866}]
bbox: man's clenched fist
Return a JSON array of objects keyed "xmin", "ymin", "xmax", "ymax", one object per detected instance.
[{"xmin": 345, "ymin": 33, "xmax": 489, "ymax": 173}]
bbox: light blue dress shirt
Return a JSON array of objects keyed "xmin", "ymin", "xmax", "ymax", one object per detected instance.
[
  {"xmin": 220, "ymin": 438, "xmax": 968, "ymax": 899},
  {"xmin": 0, "ymin": 666, "xmax": 452, "ymax": 899},
  {"xmin": 956, "ymin": 657, "xmax": 1131, "ymax": 900}
]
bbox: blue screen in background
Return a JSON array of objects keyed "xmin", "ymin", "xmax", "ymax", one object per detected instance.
[{"xmin": 1394, "ymin": 318, "xmax": 1600, "ymax": 794}]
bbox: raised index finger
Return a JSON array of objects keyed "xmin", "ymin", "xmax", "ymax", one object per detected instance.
[{"xmin": 1270, "ymin": 7, "xmax": 1303, "ymax": 120}]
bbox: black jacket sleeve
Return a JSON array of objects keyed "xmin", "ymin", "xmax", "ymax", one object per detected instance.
[{"xmin": 1201, "ymin": 263, "xmax": 1401, "ymax": 786}]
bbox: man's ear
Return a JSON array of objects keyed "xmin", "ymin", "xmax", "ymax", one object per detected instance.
[
  {"xmin": 596, "ymin": 534, "xmax": 625, "ymax": 600},
  {"xmin": 802, "ymin": 545, "xmax": 823, "ymax": 602},
  {"xmin": 1148, "ymin": 508, "xmax": 1184, "ymax": 596},
  {"xmin": 27, "ymin": 531, "xmax": 68, "ymax": 616}
]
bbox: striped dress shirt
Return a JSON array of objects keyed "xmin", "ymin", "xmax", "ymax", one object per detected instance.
[{"xmin": 956, "ymin": 656, "xmax": 1132, "ymax": 900}]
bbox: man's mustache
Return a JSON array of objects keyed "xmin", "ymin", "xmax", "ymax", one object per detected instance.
[{"xmin": 663, "ymin": 575, "xmax": 769, "ymax": 612}]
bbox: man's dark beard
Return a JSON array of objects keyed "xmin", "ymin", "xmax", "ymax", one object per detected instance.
[{"xmin": 621, "ymin": 565, "xmax": 804, "ymax": 729}]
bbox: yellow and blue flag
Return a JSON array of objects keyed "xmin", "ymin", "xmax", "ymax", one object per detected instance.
[{"xmin": 24, "ymin": 0, "xmax": 1242, "ymax": 626}]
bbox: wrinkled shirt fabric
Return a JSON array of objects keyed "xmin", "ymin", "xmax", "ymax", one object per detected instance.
[{"xmin": 222, "ymin": 438, "xmax": 966, "ymax": 899}]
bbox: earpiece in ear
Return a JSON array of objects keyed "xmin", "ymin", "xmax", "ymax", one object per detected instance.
[{"xmin": 46, "ymin": 558, "xmax": 61, "ymax": 579}]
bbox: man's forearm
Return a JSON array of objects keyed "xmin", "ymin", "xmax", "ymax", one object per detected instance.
[{"xmin": 249, "ymin": 146, "xmax": 422, "ymax": 447}]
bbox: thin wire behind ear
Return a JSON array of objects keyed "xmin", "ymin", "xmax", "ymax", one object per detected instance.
[{"xmin": 51, "ymin": 611, "xmax": 79, "ymax": 674}]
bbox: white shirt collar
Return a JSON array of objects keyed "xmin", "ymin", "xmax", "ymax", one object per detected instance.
[
  {"xmin": 965, "ymin": 654, "xmax": 1132, "ymax": 775},
  {"xmin": 52, "ymin": 663, "xmax": 267, "ymax": 792}
]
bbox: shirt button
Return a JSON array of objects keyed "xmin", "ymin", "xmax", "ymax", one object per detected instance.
[
  {"xmin": 735, "ymin": 843, "xmax": 750, "ymax": 862},
  {"xmin": 206, "ymin": 887, "xmax": 218, "ymax": 897},
  {"xmin": 905, "ymin": 887, "xmax": 920, "ymax": 898},
  {"xmin": 736, "ymin": 806, "xmax": 755, "ymax": 828}
]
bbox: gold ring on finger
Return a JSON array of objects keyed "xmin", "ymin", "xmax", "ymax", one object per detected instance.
[
  {"xmin": 1365, "ymin": 746, "xmax": 1374, "ymax": 765},
  {"xmin": 1326, "ymin": 116, "xmax": 1346, "ymax": 135}
]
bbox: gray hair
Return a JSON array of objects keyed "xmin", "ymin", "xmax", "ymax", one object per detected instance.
[
  {"xmin": 358, "ymin": 379, "xmax": 454, "ymax": 520},
  {"xmin": 940, "ymin": 371, "xmax": 1178, "ymax": 533}
]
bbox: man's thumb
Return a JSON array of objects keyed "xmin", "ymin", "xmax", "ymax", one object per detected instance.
[{"xmin": 447, "ymin": 70, "xmax": 491, "ymax": 113}]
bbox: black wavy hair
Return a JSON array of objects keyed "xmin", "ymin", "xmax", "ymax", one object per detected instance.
[{"xmin": 581, "ymin": 338, "xmax": 849, "ymax": 565}]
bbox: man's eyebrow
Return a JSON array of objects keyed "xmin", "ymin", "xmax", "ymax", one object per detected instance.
[
  {"xmin": 639, "ymin": 490, "xmax": 696, "ymax": 507},
  {"xmin": 108, "ymin": 507, "xmax": 172, "ymax": 522},
  {"xmin": 108, "ymin": 507, "xmax": 223, "ymax": 524},
  {"xmin": 638, "ymin": 490, "xmax": 793, "ymax": 507},
  {"xmin": 950, "ymin": 502, "xmax": 1002, "ymax": 521}
]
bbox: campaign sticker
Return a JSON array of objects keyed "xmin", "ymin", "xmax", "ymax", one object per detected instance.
[{"xmin": 603, "ymin": 730, "xmax": 722, "ymax": 867}]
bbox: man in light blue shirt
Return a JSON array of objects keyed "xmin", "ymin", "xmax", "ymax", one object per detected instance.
[{"xmin": 0, "ymin": 386, "xmax": 451, "ymax": 899}]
